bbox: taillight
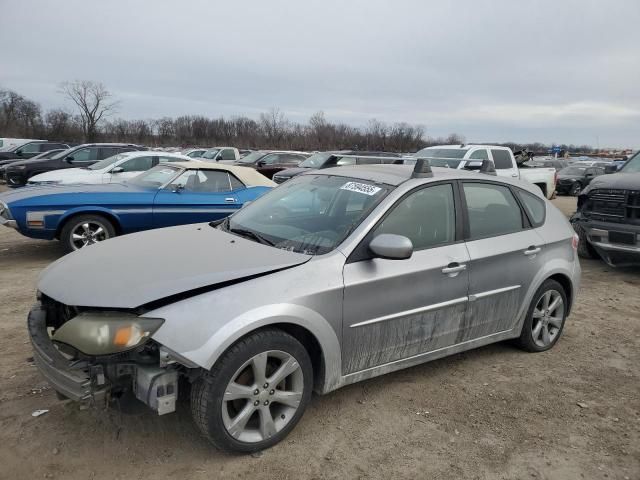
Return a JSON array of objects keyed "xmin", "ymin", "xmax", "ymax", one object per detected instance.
[{"xmin": 572, "ymin": 233, "xmax": 579, "ymax": 250}]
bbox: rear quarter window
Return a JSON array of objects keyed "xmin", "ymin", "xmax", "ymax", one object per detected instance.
[{"xmin": 515, "ymin": 189, "xmax": 546, "ymax": 227}]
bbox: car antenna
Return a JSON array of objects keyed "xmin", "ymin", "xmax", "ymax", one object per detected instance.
[
  {"xmin": 479, "ymin": 159, "xmax": 497, "ymax": 176},
  {"xmin": 412, "ymin": 158, "xmax": 433, "ymax": 178}
]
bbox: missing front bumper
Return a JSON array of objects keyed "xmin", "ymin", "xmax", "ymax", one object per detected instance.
[{"xmin": 28, "ymin": 304, "xmax": 179, "ymax": 414}]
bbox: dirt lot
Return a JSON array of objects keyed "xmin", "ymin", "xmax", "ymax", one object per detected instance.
[{"xmin": 0, "ymin": 191, "xmax": 638, "ymax": 480}]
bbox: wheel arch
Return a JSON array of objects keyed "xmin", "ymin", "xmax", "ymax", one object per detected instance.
[
  {"xmin": 179, "ymin": 304, "xmax": 343, "ymax": 395},
  {"xmin": 547, "ymin": 272, "xmax": 574, "ymax": 314},
  {"xmin": 534, "ymin": 182, "xmax": 547, "ymax": 197},
  {"xmin": 55, "ymin": 208, "xmax": 122, "ymax": 238}
]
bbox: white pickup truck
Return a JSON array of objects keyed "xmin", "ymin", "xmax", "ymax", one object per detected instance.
[{"xmin": 414, "ymin": 144, "xmax": 556, "ymax": 199}]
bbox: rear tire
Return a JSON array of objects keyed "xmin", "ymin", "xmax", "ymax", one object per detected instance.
[
  {"xmin": 517, "ymin": 279, "xmax": 568, "ymax": 352},
  {"xmin": 191, "ymin": 329, "xmax": 313, "ymax": 453},
  {"xmin": 59, "ymin": 214, "xmax": 116, "ymax": 253}
]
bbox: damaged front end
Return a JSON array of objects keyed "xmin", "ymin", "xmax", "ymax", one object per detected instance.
[
  {"xmin": 28, "ymin": 294, "xmax": 194, "ymax": 415},
  {"xmin": 570, "ymin": 187, "xmax": 640, "ymax": 267}
]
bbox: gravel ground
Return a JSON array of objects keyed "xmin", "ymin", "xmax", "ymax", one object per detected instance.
[{"xmin": 0, "ymin": 190, "xmax": 638, "ymax": 480}]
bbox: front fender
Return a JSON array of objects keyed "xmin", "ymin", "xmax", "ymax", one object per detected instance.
[{"xmin": 150, "ymin": 303, "xmax": 343, "ymax": 394}]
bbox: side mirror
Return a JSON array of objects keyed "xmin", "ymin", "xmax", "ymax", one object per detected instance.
[
  {"xmin": 16, "ymin": 150, "xmax": 23, "ymax": 156},
  {"xmin": 66, "ymin": 156, "xmax": 75, "ymax": 163},
  {"xmin": 111, "ymin": 166, "xmax": 124, "ymax": 174},
  {"xmin": 604, "ymin": 165, "xmax": 617, "ymax": 174},
  {"xmin": 369, "ymin": 234, "xmax": 413, "ymax": 260},
  {"xmin": 256, "ymin": 160, "xmax": 266, "ymax": 167},
  {"xmin": 171, "ymin": 184, "xmax": 184, "ymax": 193}
]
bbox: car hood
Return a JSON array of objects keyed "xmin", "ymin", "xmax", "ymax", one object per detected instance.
[
  {"xmin": 0, "ymin": 182, "xmax": 150, "ymax": 205},
  {"xmin": 29, "ymin": 168, "xmax": 95, "ymax": 182},
  {"xmin": 581, "ymin": 172, "xmax": 640, "ymax": 194},
  {"xmin": 275, "ymin": 167, "xmax": 311, "ymax": 178},
  {"xmin": 38, "ymin": 224, "xmax": 311, "ymax": 309}
]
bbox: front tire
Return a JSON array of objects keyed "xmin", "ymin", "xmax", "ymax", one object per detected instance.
[
  {"xmin": 59, "ymin": 214, "xmax": 116, "ymax": 253},
  {"xmin": 574, "ymin": 223, "xmax": 599, "ymax": 259},
  {"xmin": 191, "ymin": 329, "xmax": 313, "ymax": 453},
  {"xmin": 516, "ymin": 279, "xmax": 568, "ymax": 352}
]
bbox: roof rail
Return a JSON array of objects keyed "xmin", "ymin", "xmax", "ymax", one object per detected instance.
[
  {"xmin": 479, "ymin": 159, "xmax": 497, "ymax": 176},
  {"xmin": 412, "ymin": 158, "xmax": 433, "ymax": 178}
]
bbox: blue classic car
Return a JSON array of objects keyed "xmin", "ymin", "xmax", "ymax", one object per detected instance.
[{"xmin": 0, "ymin": 162, "xmax": 275, "ymax": 252}]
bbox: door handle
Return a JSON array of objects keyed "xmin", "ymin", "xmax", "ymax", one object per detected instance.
[
  {"xmin": 225, "ymin": 197, "xmax": 236, "ymax": 203},
  {"xmin": 524, "ymin": 246, "xmax": 541, "ymax": 256},
  {"xmin": 511, "ymin": 173, "xmax": 519, "ymax": 177},
  {"xmin": 442, "ymin": 262, "xmax": 467, "ymax": 275}
]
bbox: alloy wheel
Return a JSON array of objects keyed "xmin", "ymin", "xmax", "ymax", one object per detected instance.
[
  {"xmin": 70, "ymin": 221, "xmax": 109, "ymax": 250},
  {"xmin": 531, "ymin": 289, "xmax": 565, "ymax": 348},
  {"xmin": 221, "ymin": 350, "xmax": 304, "ymax": 444}
]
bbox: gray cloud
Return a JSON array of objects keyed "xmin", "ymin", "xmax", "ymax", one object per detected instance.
[{"xmin": 2, "ymin": 0, "xmax": 639, "ymax": 147}]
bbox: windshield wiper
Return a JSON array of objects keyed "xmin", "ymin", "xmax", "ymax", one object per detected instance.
[{"xmin": 228, "ymin": 227, "xmax": 275, "ymax": 246}]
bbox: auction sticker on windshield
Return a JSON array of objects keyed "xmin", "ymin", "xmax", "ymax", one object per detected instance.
[{"xmin": 340, "ymin": 181, "xmax": 382, "ymax": 196}]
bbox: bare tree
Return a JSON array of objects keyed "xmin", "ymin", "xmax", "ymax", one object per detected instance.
[{"xmin": 59, "ymin": 80, "xmax": 118, "ymax": 142}]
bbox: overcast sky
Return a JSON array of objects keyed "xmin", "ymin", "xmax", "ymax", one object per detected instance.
[{"xmin": 2, "ymin": 0, "xmax": 639, "ymax": 147}]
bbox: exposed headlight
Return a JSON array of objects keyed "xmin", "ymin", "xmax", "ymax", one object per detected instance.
[{"xmin": 52, "ymin": 312, "xmax": 164, "ymax": 356}]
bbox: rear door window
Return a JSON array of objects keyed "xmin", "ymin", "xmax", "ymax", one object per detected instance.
[
  {"xmin": 463, "ymin": 183, "xmax": 524, "ymax": 239},
  {"xmin": 469, "ymin": 149, "xmax": 489, "ymax": 160},
  {"xmin": 490, "ymin": 150, "xmax": 513, "ymax": 169}
]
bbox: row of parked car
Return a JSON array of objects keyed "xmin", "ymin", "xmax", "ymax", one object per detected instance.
[{"xmin": 4, "ymin": 135, "xmax": 639, "ymax": 453}]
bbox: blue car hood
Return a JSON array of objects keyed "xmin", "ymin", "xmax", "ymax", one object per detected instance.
[
  {"xmin": 1, "ymin": 182, "xmax": 151, "ymax": 205},
  {"xmin": 38, "ymin": 224, "xmax": 311, "ymax": 309}
]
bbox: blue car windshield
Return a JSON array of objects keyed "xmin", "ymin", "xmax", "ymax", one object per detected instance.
[
  {"xmin": 226, "ymin": 174, "xmax": 391, "ymax": 255},
  {"xmin": 128, "ymin": 165, "xmax": 181, "ymax": 188}
]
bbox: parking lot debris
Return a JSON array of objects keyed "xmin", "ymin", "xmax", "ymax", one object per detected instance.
[
  {"xmin": 31, "ymin": 409, "xmax": 49, "ymax": 417},
  {"xmin": 576, "ymin": 402, "xmax": 589, "ymax": 409}
]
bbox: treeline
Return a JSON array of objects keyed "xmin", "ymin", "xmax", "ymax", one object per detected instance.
[{"xmin": 1, "ymin": 87, "xmax": 596, "ymax": 154}]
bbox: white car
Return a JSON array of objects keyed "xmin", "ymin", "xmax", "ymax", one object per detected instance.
[
  {"xmin": 28, "ymin": 151, "xmax": 198, "ymax": 186},
  {"xmin": 414, "ymin": 145, "xmax": 557, "ymax": 199}
]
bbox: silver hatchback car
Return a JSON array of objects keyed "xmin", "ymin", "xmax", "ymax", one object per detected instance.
[{"xmin": 28, "ymin": 161, "xmax": 580, "ymax": 452}]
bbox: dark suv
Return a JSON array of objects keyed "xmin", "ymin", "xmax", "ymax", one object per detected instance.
[
  {"xmin": 571, "ymin": 150, "xmax": 640, "ymax": 267},
  {"xmin": 4, "ymin": 143, "xmax": 147, "ymax": 187},
  {"xmin": 0, "ymin": 140, "xmax": 69, "ymax": 162},
  {"xmin": 272, "ymin": 151, "xmax": 402, "ymax": 184}
]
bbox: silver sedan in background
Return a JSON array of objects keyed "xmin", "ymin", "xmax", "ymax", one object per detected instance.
[{"xmin": 28, "ymin": 161, "xmax": 580, "ymax": 453}]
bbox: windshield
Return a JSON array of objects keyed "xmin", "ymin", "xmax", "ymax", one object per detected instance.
[
  {"xmin": 559, "ymin": 166, "xmax": 588, "ymax": 175},
  {"xmin": 87, "ymin": 153, "xmax": 129, "ymax": 170},
  {"xmin": 201, "ymin": 149, "xmax": 220, "ymax": 160},
  {"xmin": 299, "ymin": 152, "xmax": 332, "ymax": 168},
  {"xmin": 236, "ymin": 151, "xmax": 266, "ymax": 164},
  {"xmin": 225, "ymin": 174, "xmax": 391, "ymax": 255},
  {"xmin": 620, "ymin": 151, "xmax": 640, "ymax": 173},
  {"xmin": 128, "ymin": 165, "xmax": 180, "ymax": 188},
  {"xmin": 414, "ymin": 148, "xmax": 469, "ymax": 159}
]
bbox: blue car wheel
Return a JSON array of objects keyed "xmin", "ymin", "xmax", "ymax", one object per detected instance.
[{"xmin": 59, "ymin": 214, "xmax": 117, "ymax": 253}]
